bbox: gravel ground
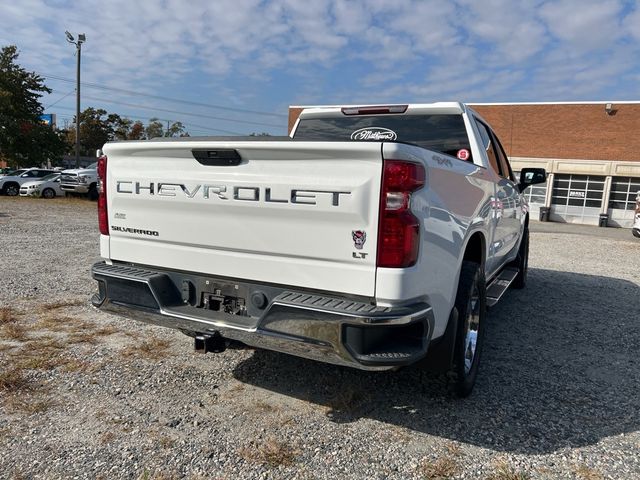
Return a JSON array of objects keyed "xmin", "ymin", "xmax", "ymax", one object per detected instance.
[{"xmin": 0, "ymin": 196, "xmax": 639, "ymax": 480}]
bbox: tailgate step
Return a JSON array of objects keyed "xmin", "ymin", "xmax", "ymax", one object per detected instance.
[
  {"xmin": 275, "ymin": 291, "xmax": 392, "ymax": 315},
  {"xmin": 486, "ymin": 267, "xmax": 519, "ymax": 307}
]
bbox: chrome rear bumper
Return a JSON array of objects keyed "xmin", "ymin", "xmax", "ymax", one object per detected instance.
[{"xmin": 91, "ymin": 262, "xmax": 434, "ymax": 371}]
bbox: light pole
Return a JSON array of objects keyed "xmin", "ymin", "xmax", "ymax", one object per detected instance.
[{"xmin": 65, "ymin": 31, "xmax": 86, "ymax": 168}]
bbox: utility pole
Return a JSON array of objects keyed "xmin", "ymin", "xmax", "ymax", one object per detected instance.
[{"xmin": 65, "ymin": 31, "xmax": 86, "ymax": 168}]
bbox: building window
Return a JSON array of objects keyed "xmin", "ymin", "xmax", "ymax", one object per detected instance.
[{"xmin": 609, "ymin": 176, "xmax": 640, "ymax": 210}]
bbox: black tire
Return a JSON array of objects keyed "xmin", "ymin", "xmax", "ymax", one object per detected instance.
[
  {"xmin": 448, "ymin": 261, "xmax": 486, "ymax": 398},
  {"xmin": 88, "ymin": 184, "xmax": 98, "ymax": 201},
  {"xmin": 42, "ymin": 188, "xmax": 56, "ymax": 199},
  {"xmin": 4, "ymin": 183, "xmax": 19, "ymax": 196},
  {"xmin": 633, "ymin": 228, "xmax": 640, "ymax": 239},
  {"xmin": 510, "ymin": 227, "xmax": 529, "ymax": 289}
]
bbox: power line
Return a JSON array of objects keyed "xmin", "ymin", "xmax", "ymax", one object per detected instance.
[
  {"xmin": 40, "ymin": 72, "xmax": 288, "ymax": 118},
  {"xmin": 44, "ymin": 89, "xmax": 76, "ymax": 109},
  {"xmin": 77, "ymin": 93, "xmax": 283, "ymax": 129},
  {"xmin": 49, "ymin": 105, "xmax": 245, "ymax": 135}
]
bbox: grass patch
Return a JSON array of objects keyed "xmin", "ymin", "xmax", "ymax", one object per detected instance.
[
  {"xmin": 4, "ymin": 395, "xmax": 53, "ymax": 414},
  {"xmin": 1, "ymin": 322, "xmax": 28, "ymax": 341},
  {"xmin": 0, "ymin": 343, "xmax": 15, "ymax": 353},
  {"xmin": 573, "ymin": 465, "xmax": 603, "ymax": 480},
  {"xmin": 0, "ymin": 307, "xmax": 18, "ymax": 324},
  {"xmin": 67, "ymin": 331, "xmax": 101, "ymax": 345},
  {"xmin": 99, "ymin": 431, "xmax": 117, "ymax": 445},
  {"xmin": 238, "ymin": 437, "xmax": 299, "ymax": 467},
  {"xmin": 38, "ymin": 299, "xmax": 84, "ymax": 313},
  {"xmin": 59, "ymin": 358, "xmax": 90, "ymax": 373},
  {"xmin": 94, "ymin": 325, "xmax": 119, "ymax": 336},
  {"xmin": 25, "ymin": 336, "xmax": 68, "ymax": 353},
  {"xmin": 419, "ymin": 455, "xmax": 460, "ymax": 479},
  {"xmin": 486, "ymin": 460, "xmax": 531, "ymax": 480},
  {"xmin": 254, "ymin": 400, "xmax": 279, "ymax": 413},
  {"xmin": 35, "ymin": 315, "xmax": 90, "ymax": 333},
  {"xmin": 0, "ymin": 367, "xmax": 30, "ymax": 392},
  {"xmin": 418, "ymin": 444, "xmax": 462, "ymax": 479},
  {"xmin": 121, "ymin": 337, "xmax": 172, "ymax": 361}
]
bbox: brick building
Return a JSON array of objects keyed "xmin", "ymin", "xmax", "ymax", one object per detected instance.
[{"xmin": 288, "ymin": 102, "xmax": 640, "ymax": 227}]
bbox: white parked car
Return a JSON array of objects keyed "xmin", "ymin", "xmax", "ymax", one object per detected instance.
[
  {"xmin": 0, "ymin": 168, "xmax": 57, "ymax": 196},
  {"xmin": 19, "ymin": 173, "xmax": 64, "ymax": 199}
]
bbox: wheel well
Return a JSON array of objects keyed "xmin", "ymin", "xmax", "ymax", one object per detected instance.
[{"xmin": 463, "ymin": 231, "xmax": 486, "ymax": 267}]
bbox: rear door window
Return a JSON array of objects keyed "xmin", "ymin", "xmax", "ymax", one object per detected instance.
[
  {"xmin": 488, "ymin": 130, "xmax": 515, "ymax": 182},
  {"xmin": 473, "ymin": 118, "xmax": 502, "ymax": 176},
  {"xmin": 294, "ymin": 114, "xmax": 472, "ymax": 160}
]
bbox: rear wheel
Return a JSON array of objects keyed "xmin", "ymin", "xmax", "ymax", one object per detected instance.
[
  {"xmin": 633, "ymin": 229, "xmax": 640, "ymax": 239},
  {"xmin": 42, "ymin": 188, "xmax": 56, "ymax": 199},
  {"xmin": 448, "ymin": 261, "xmax": 486, "ymax": 398}
]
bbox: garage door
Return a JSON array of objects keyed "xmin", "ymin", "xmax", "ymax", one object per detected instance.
[
  {"xmin": 608, "ymin": 176, "xmax": 640, "ymax": 228},
  {"xmin": 550, "ymin": 174, "xmax": 605, "ymax": 225}
]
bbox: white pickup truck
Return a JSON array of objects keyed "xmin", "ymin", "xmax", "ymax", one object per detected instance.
[
  {"xmin": 60, "ymin": 163, "xmax": 99, "ymax": 200},
  {"xmin": 91, "ymin": 102, "xmax": 546, "ymax": 396}
]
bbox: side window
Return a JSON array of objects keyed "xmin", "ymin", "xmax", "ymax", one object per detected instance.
[
  {"xmin": 22, "ymin": 171, "xmax": 36, "ymax": 178},
  {"xmin": 489, "ymin": 130, "xmax": 515, "ymax": 182},
  {"xmin": 473, "ymin": 118, "xmax": 503, "ymax": 177}
]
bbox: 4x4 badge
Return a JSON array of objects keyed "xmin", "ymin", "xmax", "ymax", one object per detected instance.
[{"xmin": 352, "ymin": 230, "xmax": 366, "ymax": 250}]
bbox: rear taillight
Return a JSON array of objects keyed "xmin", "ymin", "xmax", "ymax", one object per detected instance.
[
  {"xmin": 377, "ymin": 160, "xmax": 425, "ymax": 268},
  {"xmin": 97, "ymin": 155, "xmax": 108, "ymax": 235}
]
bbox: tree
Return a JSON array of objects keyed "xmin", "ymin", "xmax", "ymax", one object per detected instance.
[
  {"xmin": 65, "ymin": 107, "xmax": 115, "ymax": 155},
  {"xmin": 165, "ymin": 120, "xmax": 185, "ymax": 137},
  {"xmin": 65, "ymin": 109, "xmax": 163, "ymax": 153},
  {"xmin": 144, "ymin": 117, "xmax": 186, "ymax": 138},
  {"xmin": 128, "ymin": 121, "xmax": 145, "ymax": 140},
  {"xmin": 145, "ymin": 118, "xmax": 164, "ymax": 139},
  {"xmin": 0, "ymin": 45, "xmax": 66, "ymax": 167}
]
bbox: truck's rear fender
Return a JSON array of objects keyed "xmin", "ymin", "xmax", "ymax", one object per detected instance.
[{"xmin": 375, "ymin": 142, "xmax": 495, "ymax": 339}]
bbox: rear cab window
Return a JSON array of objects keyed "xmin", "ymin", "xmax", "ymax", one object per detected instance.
[{"xmin": 293, "ymin": 114, "xmax": 473, "ymax": 162}]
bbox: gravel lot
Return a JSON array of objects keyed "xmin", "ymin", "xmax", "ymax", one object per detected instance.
[{"xmin": 1, "ymin": 196, "xmax": 639, "ymax": 480}]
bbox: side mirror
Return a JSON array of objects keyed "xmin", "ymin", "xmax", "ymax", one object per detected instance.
[{"xmin": 518, "ymin": 168, "xmax": 547, "ymax": 192}]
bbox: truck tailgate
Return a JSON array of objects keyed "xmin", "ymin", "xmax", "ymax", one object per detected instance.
[{"xmin": 102, "ymin": 140, "xmax": 383, "ymax": 297}]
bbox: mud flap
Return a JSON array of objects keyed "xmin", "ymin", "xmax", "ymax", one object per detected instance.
[{"xmin": 416, "ymin": 307, "xmax": 458, "ymax": 373}]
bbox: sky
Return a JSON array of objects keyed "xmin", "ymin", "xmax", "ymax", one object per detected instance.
[{"xmin": 1, "ymin": 0, "xmax": 639, "ymax": 136}]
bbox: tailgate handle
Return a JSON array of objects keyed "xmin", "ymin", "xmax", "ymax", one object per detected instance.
[{"xmin": 192, "ymin": 149, "xmax": 242, "ymax": 166}]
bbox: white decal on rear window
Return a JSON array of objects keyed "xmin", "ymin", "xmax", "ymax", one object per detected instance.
[{"xmin": 350, "ymin": 127, "xmax": 397, "ymax": 141}]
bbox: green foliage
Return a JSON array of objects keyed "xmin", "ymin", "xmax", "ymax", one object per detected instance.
[
  {"xmin": 66, "ymin": 111, "xmax": 190, "ymax": 153},
  {"xmin": 65, "ymin": 107, "xmax": 129, "ymax": 155},
  {"xmin": 145, "ymin": 117, "xmax": 186, "ymax": 138},
  {"xmin": 0, "ymin": 45, "xmax": 66, "ymax": 167}
]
